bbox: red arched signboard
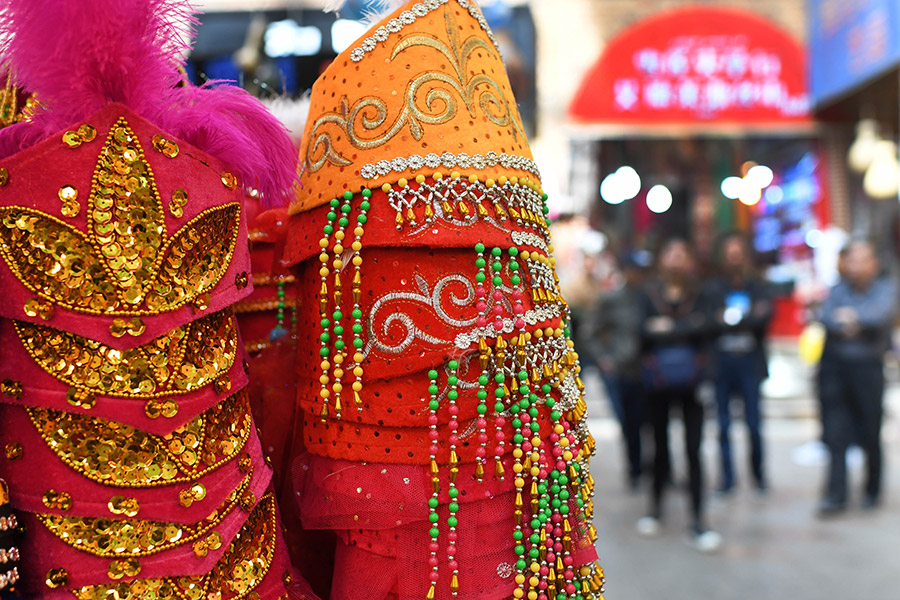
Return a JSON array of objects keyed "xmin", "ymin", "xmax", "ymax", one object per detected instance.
[{"xmin": 569, "ymin": 7, "xmax": 810, "ymax": 126}]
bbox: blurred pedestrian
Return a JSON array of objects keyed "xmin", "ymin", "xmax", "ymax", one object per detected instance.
[
  {"xmin": 587, "ymin": 250, "xmax": 650, "ymax": 490},
  {"xmin": 818, "ymin": 240, "xmax": 898, "ymax": 515},
  {"xmin": 635, "ymin": 239, "xmax": 721, "ymax": 552},
  {"xmin": 706, "ymin": 233, "xmax": 772, "ymax": 495},
  {"xmin": 561, "ymin": 227, "xmax": 606, "ymax": 367}
]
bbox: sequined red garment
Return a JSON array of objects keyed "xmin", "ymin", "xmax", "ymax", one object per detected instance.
[{"xmin": 0, "ymin": 1, "xmax": 314, "ymax": 597}]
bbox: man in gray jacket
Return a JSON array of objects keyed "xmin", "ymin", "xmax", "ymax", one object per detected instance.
[
  {"xmin": 818, "ymin": 240, "xmax": 898, "ymax": 515},
  {"xmin": 588, "ymin": 251, "xmax": 649, "ymax": 490}
]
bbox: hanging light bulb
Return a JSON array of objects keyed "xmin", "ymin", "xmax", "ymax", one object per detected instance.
[
  {"xmin": 863, "ymin": 140, "xmax": 900, "ymax": 199},
  {"xmin": 848, "ymin": 119, "xmax": 881, "ymax": 174}
]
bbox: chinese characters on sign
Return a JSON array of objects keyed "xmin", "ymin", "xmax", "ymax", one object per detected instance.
[
  {"xmin": 614, "ymin": 36, "xmax": 808, "ymax": 119},
  {"xmin": 570, "ymin": 7, "xmax": 810, "ymax": 125}
]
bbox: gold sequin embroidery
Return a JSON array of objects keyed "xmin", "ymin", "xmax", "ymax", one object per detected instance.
[
  {"xmin": 14, "ymin": 309, "xmax": 239, "ymax": 398},
  {"xmin": 72, "ymin": 494, "xmax": 278, "ymax": 600},
  {"xmin": 37, "ymin": 471, "xmax": 253, "ymax": 558},
  {"xmin": 27, "ymin": 390, "xmax": 252, "ymax": 487},
  {"xmin": 0, "ymin": 117, "xmax": 241, "ymax": 317}
]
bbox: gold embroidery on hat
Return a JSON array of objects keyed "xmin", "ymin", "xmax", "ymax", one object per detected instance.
[{"xmin": 305, "ymin": 7, "xmax": 525, "ymax": 173}]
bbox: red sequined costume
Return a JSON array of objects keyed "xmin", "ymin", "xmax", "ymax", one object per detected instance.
[
  {"xmin": 0, "ymin": 1, "xmax": 315, "ymax": 598},
  {"xmin": 283, "ymin": 2, "xmax": 604, "ymax": 599}
]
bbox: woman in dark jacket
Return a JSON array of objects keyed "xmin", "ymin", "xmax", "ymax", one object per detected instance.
[
  {"xmin": 636, "ymin": 239, "xmax": 721, "ymax": 552},
  {"xmin": 705, "ymin": 233, "xmax": 772, "ymax": 495}
]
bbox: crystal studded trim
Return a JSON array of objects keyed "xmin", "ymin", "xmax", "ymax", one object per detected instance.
[
  {"xmin": 383, "ymin": 174, "xmax": 548, "ymax": 237},
  {"xmin": 359, "ymin": 151, "xmax": 540, "ymax": 181},
  {"xmin": 349, "ymin": 0, "xmax": 500, "ymax": 63},
  {"xmin": 453, "ymin": 303, "xmax": 564, "ymax": 349}
]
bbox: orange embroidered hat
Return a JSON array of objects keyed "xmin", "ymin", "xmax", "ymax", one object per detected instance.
[{"xmin": 290, "ymin": 0, "xmax": 539, "ymax": 216}]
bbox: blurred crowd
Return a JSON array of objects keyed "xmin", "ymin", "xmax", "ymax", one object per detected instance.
[{"xmin": 561, "ymin": 228, "xmax": 899, "ymax": 554}]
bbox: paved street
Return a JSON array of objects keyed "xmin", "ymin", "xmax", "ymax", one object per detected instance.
[{"xmin": 585, "ymin": 364, "xmax": 900, "ymax": 600}]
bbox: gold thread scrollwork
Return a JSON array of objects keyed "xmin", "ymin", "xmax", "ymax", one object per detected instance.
[{"xmin": 305, "ymin": 7, "xmax": 526, "ymax": 173}]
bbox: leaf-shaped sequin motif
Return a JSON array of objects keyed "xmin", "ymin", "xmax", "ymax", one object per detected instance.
[
  {"xmin": 14, "ymin": 309, "xmax": 238, "ymax": 397},
  {"xmin": 0, "ymin": 117, "xmax": 242, "ymax": 316},
  {"xmin": 0, "ymin": 209, "xmax": 119, "ymax": 312},
  {"xmin": 89, "ymin": 120, "xmax": 167, "ymax": 305},
  {"xmin": 145, "ymin": 204, "xmax": 242, "ymax": 312}
]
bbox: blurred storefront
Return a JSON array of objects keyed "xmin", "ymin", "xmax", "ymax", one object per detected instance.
[
  {"xmin": 563, "ymin": 5, "xmax": 824, "ymax": 336},
  {"xmin": 809, "ymin": 0, "xmax": 900, "ymax": 265},
  {"xmin": 187, "ymin": 0, "xmax": 538, "ymax": 133}
]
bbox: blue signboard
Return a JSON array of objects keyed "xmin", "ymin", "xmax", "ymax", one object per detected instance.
[{"xmin": 809, "ymin": 0, "xmax": 900, "ymax": 106}]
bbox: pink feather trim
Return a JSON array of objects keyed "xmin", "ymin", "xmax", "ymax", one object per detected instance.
[{"xmin": 0, "ymin": 0, "xmax": 298, "ymax": 204}]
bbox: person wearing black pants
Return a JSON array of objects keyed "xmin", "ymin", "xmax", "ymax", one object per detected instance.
[
  {"xmin": 587, "ymin": 251, "xmax": 648, "ymax": 490},
  {"xmin": 706, "ymin": 234, "xmax": 772, "ymax": 495},
  {"xmin": 818, "ymin": 240, "xmax": 897, "ymax": 515},
  {"xmin": 647, "ymin": 387, "xmax": 704, "ymax": 524},
  {"xmin": 635, "ymin": 239, "xmax": 720, "ymax": 552}
]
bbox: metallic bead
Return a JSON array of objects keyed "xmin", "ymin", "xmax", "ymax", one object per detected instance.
[
  {"xmin": 4, "ymin": 442, "xmax": 22, "ymax": 460},
  {"xmin": 66, "ymin": 388, "xmax": 96, "ymax": 410},
  {"xmin": 23, "ymin": 298, "xmax": 53, "ymax": 320},
  {"xmin": 77, "ymin": 124, "xmax": 97, "ymax": 143},
  {"xmin": 0, "ymin": 379, "xmax": 22, "ymax": 399},
  {"xmin": 151, "ymin": 134, "xmax": 179, "ymax": 158},
  {"xmin": 107, "ymin": 496, "xmax": 140, "ymax": 517},
  {"xmin": 107, "ymin": 558, "xmax": 141, "ymax": 580},
  {"xmin": 59, "ymin": 185, "xmax": 78, "ymax": 202},
  {"xmin": 192, "ymin": 540, "xmax": 209, "ymax": 557},
  {"xmin": 45, "ymin": 568, "xmax": 69, "ymax": 589},
  {"xmin": 221, "ymin": 172, "xmax": 237, "ymax": 190},
  {"xmin": 214, "ymin": 375, "xmax": 231, "ymax": 395},
  {"xmin": 62, "ymin": 130, "xmax": 82, "ymax": 148},
  {"xmin": 145, "ymin": 399, "xmax": 179, "ymax": 419},
  {"xmin": 42, "ymin": 489, "xmax": 73, "ymax": 511}
]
